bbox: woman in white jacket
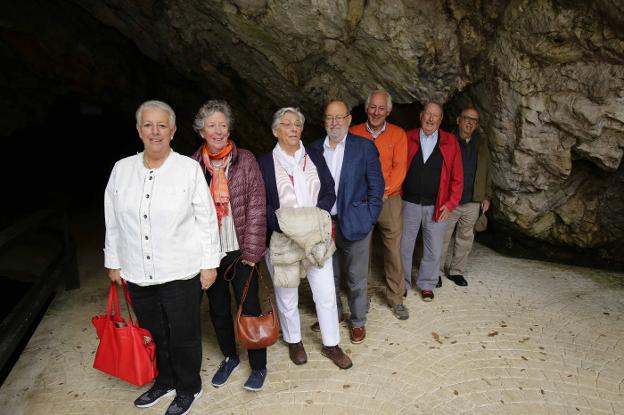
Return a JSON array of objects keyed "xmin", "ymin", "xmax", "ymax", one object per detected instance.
[{"xmin": 104, "ymin": 100, "xmax": 222, "ymax": 415}]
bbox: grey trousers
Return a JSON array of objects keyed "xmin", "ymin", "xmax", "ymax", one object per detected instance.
[
  {"xmin": 334, "ymin": 221, "xmax": 372, "ymax": 328},
  {"xmin": 440, "ymin": 202, "xmax": 480, "ymax": 276},
  {"xmin": 400, "ymin": 202, "xmax": 448, "ymax": 291}
]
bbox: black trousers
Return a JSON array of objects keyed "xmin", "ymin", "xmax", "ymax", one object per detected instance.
[
  {"xmin": 127, "ymin": 276, "xmax": 203, "ymax": 395},
  {"xmin": 207, "ymin": 250, "xmax": 267, "ymax": 370}
]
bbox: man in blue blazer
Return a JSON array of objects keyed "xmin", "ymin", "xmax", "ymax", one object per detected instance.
[{"xmin": 308, "ymin": 99, "xmax": 385, "ymax": 344}]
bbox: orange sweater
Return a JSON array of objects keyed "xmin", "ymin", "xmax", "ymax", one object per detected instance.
[{"xmin": 350, "ymin": 122, "xmax": 408, "ymax": 197}]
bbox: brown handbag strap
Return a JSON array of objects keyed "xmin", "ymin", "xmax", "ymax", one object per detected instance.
[
  {"xmin": 224, "ymin": 257, "xmax": 273, "ymax": 311},
  {"xmin": 223, "ymin": 255, "xmax": 242, "ymax": 282}
]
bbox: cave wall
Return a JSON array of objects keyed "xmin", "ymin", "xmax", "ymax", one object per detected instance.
[
  {"xmin": 2, "ymin": 0, "xmax": 622, "ymax": 264},
  {"xmin": 464, "ymin": 1, "xmax": 624, "ymax": 259}
]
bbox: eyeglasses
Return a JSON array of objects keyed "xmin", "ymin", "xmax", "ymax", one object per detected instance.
[
  {"xmin": 279, "ymin": 122, "xmax": 303, "ymax": 130},
  {"xmin": 325, "ymin": 114, "xmax": 350, "ymax": 123},
  {"xmin": 461, "ymin": 115, "xmax": 479, "ymax": 123}
]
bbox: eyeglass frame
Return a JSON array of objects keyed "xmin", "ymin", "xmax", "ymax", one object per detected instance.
[
  {"xmin": 324, "ymin": 113, "xmax": 351, "ymax": 123},
  {"xmin": 460, "ymin": 115, "xmax": 479, "ymax": 123},
  {"xmin": 279, "ymin": 121, "xmax": 304, "ymax": 130}
]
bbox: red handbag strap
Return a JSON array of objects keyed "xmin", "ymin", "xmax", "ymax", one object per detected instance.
[
  {"xmin": 120, "ymin": 280, "xmax": 140, "ymax": 327},
  {"xmin": 105, "ymin": 281, "xmax": 139, "ymax": 327},
  {"xmin": 107, "ymin": 282, "xmax": 122, "ymax": 318}
]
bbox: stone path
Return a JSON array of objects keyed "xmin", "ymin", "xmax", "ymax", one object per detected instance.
[{"xmin": 1, "ymin": 212, "xmax": 623, "ymax": 415}]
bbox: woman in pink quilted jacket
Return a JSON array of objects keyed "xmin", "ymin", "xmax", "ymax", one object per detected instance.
[{"xmin": 192, "ymin": 100, "xmax": 268, "ymax": 391}]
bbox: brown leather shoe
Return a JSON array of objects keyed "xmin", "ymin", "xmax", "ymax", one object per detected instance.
[
  {"xmin": 350, "ymin": 326, "xmax": 366, "ymax": 344},
  {"xmin": 321, "ymin": 345, "xmax": 353, "ymax": 369},
  {"xmin": 310, "ymin": 314, "xmax": 347, "ymax": 332},
  {"xmin": 287, "ymin": 341, "xmax": 307, "ymax": 365}
]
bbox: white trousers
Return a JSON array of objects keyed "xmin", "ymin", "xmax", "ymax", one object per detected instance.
[{"xmin": 265, "ymin": 252, "xmax": 340, "ymax": 347}]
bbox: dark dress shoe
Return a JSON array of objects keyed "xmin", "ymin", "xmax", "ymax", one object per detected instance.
[
  {"xmin": 321, "ymin": 345, "xmax": 353, "ymax": 369},
  {"xmin": 436, "ymin": 276, "xmax": 442, "ymax": 288},
  {"xmin": 287, "ymin": 341, "xmax": 308, "ymax": 365},
  {"xmin": 447, "ymin": 274, "xmax": 468, "ymax": 286},
  {"xmin": 421, "ymin": 290, "xmax": 434, "ymax": 302},
  {"xmin": 350, "ymin": 326, "xmax": 366, "ymax": 344}
]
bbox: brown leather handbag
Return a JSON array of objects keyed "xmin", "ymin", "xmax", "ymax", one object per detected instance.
[{"xmin": 229, "ymin": 258, "xmax": 279, "ymax": 350}]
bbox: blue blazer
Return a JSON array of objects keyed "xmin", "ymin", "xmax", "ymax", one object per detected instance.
[
  {"xmin": 309, "ymin": 133, "xmax": 384, "ymax": 241},
  {"xmin": 257, "ymin": 145, "xmax": 336, "ymax": 246}
]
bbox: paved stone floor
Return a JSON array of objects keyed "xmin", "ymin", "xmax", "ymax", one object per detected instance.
[{"xmin": 1, "ymin": 211, "xmax": 623, "ymax": 414}]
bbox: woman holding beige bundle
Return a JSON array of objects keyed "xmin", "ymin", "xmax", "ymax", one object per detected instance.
[{"xmin": 257, "ymin": 107, "xmax": 352, "ymax": 370}]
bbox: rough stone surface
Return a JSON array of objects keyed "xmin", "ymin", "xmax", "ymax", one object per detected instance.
[
  {"xmin": 2, "ymin": 0, "xmax": 623, "ymax": 261},
  {"xmin": 0, "ymin": 212, "xmax": 623, "ymax": 414},
  {"xmin": 68, "ymin": 0, "xmax": 624, "ymax": 261}
]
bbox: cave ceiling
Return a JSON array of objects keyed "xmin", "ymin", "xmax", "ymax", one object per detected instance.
[{"xmin": 1, "ymin": 0, "xmax": 623, "ymax": 264}]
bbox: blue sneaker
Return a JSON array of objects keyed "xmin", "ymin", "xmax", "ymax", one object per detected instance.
[
  {"xmin": 211, "ymin": 356, "xmax": 240, "ymax": 387},
  {"xmin": 244, "ymin": 368, "xmax": 267, "ymax": 391}
]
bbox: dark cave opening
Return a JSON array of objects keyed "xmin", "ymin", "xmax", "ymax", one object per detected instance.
[{"xmin": 1, "ymin": 95, "xmax": 136, "ymax": 223}]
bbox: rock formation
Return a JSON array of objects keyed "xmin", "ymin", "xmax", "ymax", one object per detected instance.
[{"xmin": 2, "ymin": 0, "xmax": 622, "ymax": 265}]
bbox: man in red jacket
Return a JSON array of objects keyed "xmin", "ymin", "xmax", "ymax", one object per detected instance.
[{"xmin": 399, "ymin": 102, "xmax": 463, "ymax": 302}]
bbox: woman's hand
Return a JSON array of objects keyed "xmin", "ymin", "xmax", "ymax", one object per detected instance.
[
  {"xmin": 200, "ymin": 268, "xmax": 217, "ymax": 290},
  {"xmin": 108, "ymin": 269, "xmax": 122, "ymax": 285},
  {"xmin": 241, "ymin": 259, "xmax": 256, "ymax": 267}
]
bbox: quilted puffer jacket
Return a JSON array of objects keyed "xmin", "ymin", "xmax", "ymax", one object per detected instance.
[
  {"xmin": 193, "ymin": 142, "xmax": 266, "ymax": 264},
  {"xmin": 269, "ymin": 206, "xmax": 335, "ymax": 288}
]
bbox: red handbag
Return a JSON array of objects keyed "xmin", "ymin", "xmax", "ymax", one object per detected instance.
[{"xmin": 92, "ymin": 281, "xmax": 158, "ymax": 386}]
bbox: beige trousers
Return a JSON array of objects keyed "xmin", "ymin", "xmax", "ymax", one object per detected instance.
[
  {"xmin": 440, "ymin": 202, "xmax": 480, "ymax": 276},
  {"xmin": 374, "ymin": 194, "xmax": 405, "ymax": 306}
]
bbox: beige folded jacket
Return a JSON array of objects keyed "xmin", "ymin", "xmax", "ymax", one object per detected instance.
[{"xmin": 269, "ymin": 207, "xmax": 336, "ymax": 288}]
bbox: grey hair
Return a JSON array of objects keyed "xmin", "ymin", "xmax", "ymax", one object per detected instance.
[
  {"xmin": 365, "ymin": 90, "xmax": 393, "ymax": 112},
  {"xmin": 135, "ymin": 100, "xmax": 176, "ymax": 128},
  {"xmin": 422, "ymin": 100, "xmax": 444, "ymax": 116},
  {"xmin": 271, "ymin": 107, "xmax": 305, "ymax": 130},
  {"xmin": 193, "ymin": 100, "xmax": 234, "ymax": 133}
]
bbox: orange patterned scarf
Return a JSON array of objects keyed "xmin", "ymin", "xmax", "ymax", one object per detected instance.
[{"xmin": 201, "ymin": 141, "xmax": 233, "ymax": 227}]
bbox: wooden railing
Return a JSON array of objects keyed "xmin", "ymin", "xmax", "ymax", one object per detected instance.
[{"xmin": 0, "ymin": 207, "xmax": 79, "ymax": 370}]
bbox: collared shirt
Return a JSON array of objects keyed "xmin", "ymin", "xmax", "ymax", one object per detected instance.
[
  {"xmin": 366, "ymin": 121, "xmax": 387, "ymax": 140},
  {"xmin": 104, "ymin": 151, "xmax": 223, "ymax": 286},
  {"xmin": 419, "ymin": 129, "xmax": 439, "ymax": 163},
  {"xmin": 322, "ymin": 134, "xmax": 347, "ymax": 215}
]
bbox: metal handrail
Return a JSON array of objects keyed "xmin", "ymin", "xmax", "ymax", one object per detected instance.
[{"xmin": 0, "ymin": 207, "xmax": 80, "ymax": 371}]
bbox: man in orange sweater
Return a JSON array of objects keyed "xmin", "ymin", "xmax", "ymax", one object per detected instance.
[{"xmin": 350, "ymin": 90, "xmax": 409, "ymax": 320}]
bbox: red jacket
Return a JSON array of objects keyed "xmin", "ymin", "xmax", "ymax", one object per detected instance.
[{"xmin": 405, "ymin": 128, "xmax": 463, "ymax": 222}]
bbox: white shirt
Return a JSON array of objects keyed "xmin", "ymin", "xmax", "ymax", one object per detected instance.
[
  {"xmin": 366, "ymin": 121, "xmax": 387, "ymax": 140},
  {"xmin": 419, "ymin": 129, "xmax": 439, "ymax": 163},
  {"xmin": 322, "ymin": 135, "xmax": 347, "ymax": 215},
  {"xmin": 104, "ymin": 151, "xmax": 223, "ymax": 286}
]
